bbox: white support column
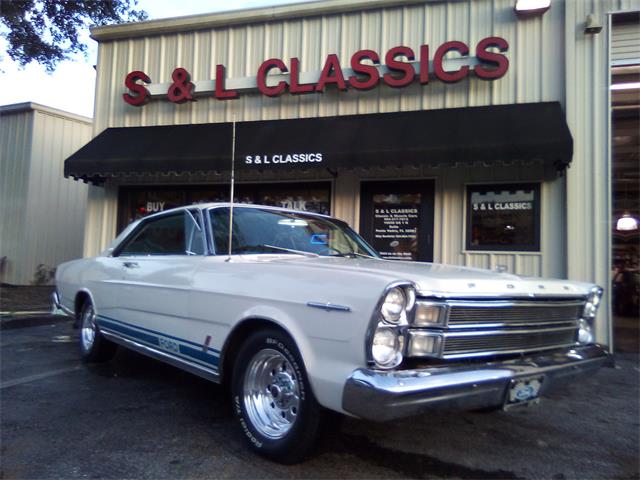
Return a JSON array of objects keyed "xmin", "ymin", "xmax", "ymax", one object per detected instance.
[{"xmin": 332, "ymin": 169, "xmax": 360, "ymax": 229}]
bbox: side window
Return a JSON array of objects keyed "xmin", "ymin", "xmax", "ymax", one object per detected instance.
[
  {"xmin": 118, "ymin": 213, "xmax": 189, "ymax": 256},
  {"xmin": 185, "ymin": 210, "xmax": 205, "ymax": 255}
]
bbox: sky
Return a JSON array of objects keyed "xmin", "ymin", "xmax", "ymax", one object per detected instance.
[{"xmin": 0, "ymin": 0, "xmax": 314, "ymax": 118}]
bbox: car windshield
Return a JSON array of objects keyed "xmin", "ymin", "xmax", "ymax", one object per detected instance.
[{"xmin": 209, "ymin": 207, "xmax": 379, "ymax": 258}]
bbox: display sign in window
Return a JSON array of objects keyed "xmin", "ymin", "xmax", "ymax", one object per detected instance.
[
  {"xmin": 466, "ymin": 184, "xmax": 540, "ymax": 251},
  {"xmin": 360, "ymin": 181, "xmax": 434, "ymax": 262},
  {"xmin": 372, "ymin": 194, "xmax": 421, "ymax": 260}
]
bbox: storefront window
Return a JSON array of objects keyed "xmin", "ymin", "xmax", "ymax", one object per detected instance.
[
  {"xmin": 118, "ymin": 183, "xmax": 331, "ymax": 232},
  {"xmin": 466, "ymin": 184, "xmax": 540, "ymax": 251}
]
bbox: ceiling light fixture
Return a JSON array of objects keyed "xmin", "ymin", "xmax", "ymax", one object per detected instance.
[{"xmin": 515, "ymin": 0, "xmax": 551, "ymax": 17}]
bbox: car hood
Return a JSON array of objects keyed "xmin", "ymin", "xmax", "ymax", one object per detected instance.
[{"xmin": 245, "ymin": 255, "xmax": 593, "ymax": 298}]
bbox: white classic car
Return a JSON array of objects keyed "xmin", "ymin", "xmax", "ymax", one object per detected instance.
[{"xmin": 54, "ymin": 203, "xmax": 609, "ymax": 463}]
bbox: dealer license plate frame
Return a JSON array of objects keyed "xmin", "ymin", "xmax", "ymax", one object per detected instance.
[{"xmin": 503, "ymin": 375, "xmax": 544, "ymax": 410}]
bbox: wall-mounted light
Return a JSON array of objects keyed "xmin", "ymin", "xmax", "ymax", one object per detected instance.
[
  {"xmin": 617, "ymin": 213, "xmax": 639, "ymax": 231},
  {"xmin": 611, "ymin": 82, "xmax": 640, "ymax": 90},
  {"xmin": 515, "ymin": 0, "xmax": 551, "ymax": 17},
  {"xmin": 584, "ymin": 14, "xmax": 603, "ymax": 34}
]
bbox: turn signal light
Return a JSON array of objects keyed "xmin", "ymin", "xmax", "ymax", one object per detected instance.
[
  {"xmin": 407, "ymin": 331, "xmax": 443, "ymax": 357},
  {"xmin": 414, "ymin": 303, "xmax": 448, "ymax": 327}
]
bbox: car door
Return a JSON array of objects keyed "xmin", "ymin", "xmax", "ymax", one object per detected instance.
[{"xmin": 103, "ymin": 209, "xmax": 207, "ymax": 358}]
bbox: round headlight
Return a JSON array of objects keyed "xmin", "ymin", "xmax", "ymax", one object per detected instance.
[
  {"xmin": 381, "ymin": 287, "xmax": 406, "ymax": 323},
  {"xmin": 371, "ymin": 327, "xmax": 402, "ymax": 368}
]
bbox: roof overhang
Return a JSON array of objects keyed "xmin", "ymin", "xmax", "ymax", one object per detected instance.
[
  {"xmin": 64, "ymin": 102, "xmax": 573, "ymax": 184},
  {"xmin": 91, "ymin": 0, "xmax": 435, "ymax": 41}
]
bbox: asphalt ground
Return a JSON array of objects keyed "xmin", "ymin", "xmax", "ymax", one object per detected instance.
[{"xmin": 1, "ymin": 321, "xmax": 639, "ymax": 480}]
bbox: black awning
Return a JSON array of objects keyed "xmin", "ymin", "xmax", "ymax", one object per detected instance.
[{"xmin": 65, "ymin": 102, "xmax": 573, "ymax": 183}]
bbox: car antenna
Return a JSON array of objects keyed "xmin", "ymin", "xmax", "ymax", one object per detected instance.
[{"xmin": 226, "ymin": 117, "xmax": 236, "ymax": 262}]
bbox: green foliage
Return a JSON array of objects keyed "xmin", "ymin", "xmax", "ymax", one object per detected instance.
[{"xmin": 1, "ymin": 0, "xmax": 147, "ymax": 71}]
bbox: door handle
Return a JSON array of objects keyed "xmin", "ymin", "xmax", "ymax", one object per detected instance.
[{"xmin": 122, "ymin": 261, "xmax": 139, "ymax": 269}]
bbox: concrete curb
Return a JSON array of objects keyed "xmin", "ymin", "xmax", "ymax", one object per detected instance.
[{"xmin": 0, "ymin": 315, "xmax": 74, "ymax": 330}]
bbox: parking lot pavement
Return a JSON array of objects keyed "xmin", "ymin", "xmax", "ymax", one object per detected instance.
[{"xmin": 1, "ymin": 322, "xmax": 638, "ymax": 480}]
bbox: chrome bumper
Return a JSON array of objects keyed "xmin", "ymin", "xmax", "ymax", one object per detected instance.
[
  {"xmin": 51, "ymin": 291, "xmax": 73, "ymax": 317},
  {"xmin": 342, "ymin": 344, "xmax": 609, "ymax": 421}
]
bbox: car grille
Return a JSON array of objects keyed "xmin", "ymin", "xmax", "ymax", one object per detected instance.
[
  {"xmin": 443, "ymin": 326, "xmax": 578, "ymax": 358},
  {"xmin": 448, "ymin": 304, "xmax": 583, "ymax": 327},
  {"xmin": 416, "ymin": 299, "xmax": 585, "ymax": 360}
]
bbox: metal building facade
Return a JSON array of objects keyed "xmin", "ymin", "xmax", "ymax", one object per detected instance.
[
  {"xmin": 80, "ymin": 0, "xmax": 640, "ymax": 346},
  {"xmin": 0, "ymin": 103, "xmax": 92, "ymax": 285}
]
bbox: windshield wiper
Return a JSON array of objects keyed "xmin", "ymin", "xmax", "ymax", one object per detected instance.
[
  {"xmin": 261, "ymin": 245, "xmax": 320, "ymax": 258},
  {"xmin": 333, "ymin": 251, "xmax": 376, "ymax": 259}
]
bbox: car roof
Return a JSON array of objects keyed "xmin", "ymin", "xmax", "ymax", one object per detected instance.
[{"xmin": 141, "ymin": 202, "xmax": 336, "ymax": 222}]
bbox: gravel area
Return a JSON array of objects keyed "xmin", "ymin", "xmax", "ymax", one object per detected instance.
[
  {"xmin": 0, "ymin": 285, "xmax": 55, "ymax": 313},
  {"xmin": 0, "ymin": 285, "xmax": 63, "ymax": 330}
]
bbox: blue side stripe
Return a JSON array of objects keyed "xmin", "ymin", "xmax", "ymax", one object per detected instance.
[
  {"xmin": 99, "ymin": 318, "xmax": 159, "ymax": 347},
  {"xmin": 179, "ymin": 344, "xmax": 219, "ymax": 367},
  {"xmin": 97, "ymin": 316, "xmax": 219, "ymax": 369},
  {"xmin": 97, "ymin": 314, "xmax": 220, "ymax": 354},
  {"xmin": 100, "ymin": 322, "xmax": 218, "ymax": 370}
]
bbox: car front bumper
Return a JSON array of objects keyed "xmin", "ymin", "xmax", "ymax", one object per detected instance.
[
  {"xmin": 342, "ymin": 344, "xmax": 610, "ymax": 421},
  {"xmin": 52, "ymin": 291, "xmax": 73, "ymax": 317}
]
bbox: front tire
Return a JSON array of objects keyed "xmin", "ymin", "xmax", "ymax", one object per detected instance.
[
  {"xmin": 79, "ymin": 300, "xmax": 117, "ymax": 363},
  {"xmin": 232, "ymin": 328, "xmax": 322, "ymax": 463}
]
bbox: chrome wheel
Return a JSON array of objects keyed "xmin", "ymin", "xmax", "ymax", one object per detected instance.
[
  {"xmin": 243, "ymin": 348, "xmax": 300, "ymax": 439},
  {"xmin": 80, "ymin": 304, "xmax": 96, "ymax": 352}
]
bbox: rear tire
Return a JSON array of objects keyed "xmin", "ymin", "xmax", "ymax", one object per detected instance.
[
  {"xmin": 79, "ymin": 299, "xmax": 117, "ymax": 363},
  {"xmin": 231, "ymin": 328, "xmax": 322, "ymax": 464}
]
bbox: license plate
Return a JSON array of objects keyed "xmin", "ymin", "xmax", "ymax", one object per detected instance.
[{"xmin": 504, "ymin": 376, "xmax": 544, "ymax": 409}]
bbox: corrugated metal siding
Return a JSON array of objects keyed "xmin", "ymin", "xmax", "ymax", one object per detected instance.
[
  {"xmin": 612, "ymin": 19, "xmax": 640, "ymax": 63},
  {"xmin": 564, "ymin": 0, "xmax": 640, "ymax": 345},
  {"xmin": 84, "ymin": 184, "xmax": 119, "ymax": 257},
  {"xmin": 89, "ymin": 0, "xmax": 566, "ymax": 273},
  {"xmin": 0, "ymin": 110, "xmax": 33, "ymax": 285},
  {"xmin": 92, "ymin": 0, "xmax": 565, "ymax": 135},
  {"xmin": 1, "ymin": 108, "xmax": 92, "ymax": 285},
  {"xmin": 23, "ymin": 111, "xmax": 92, "ymax": 285}
]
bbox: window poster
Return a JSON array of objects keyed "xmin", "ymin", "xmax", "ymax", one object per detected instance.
[{"xmin": 371, "ymin": 194, "xmax": 420, "ymax": 260}]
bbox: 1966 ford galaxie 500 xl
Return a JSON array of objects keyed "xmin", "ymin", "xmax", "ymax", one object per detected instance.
[{"xmin": 54, "ymin": 203, "xmax": 609, "ymax": 463}]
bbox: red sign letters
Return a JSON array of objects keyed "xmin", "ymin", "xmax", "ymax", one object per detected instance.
[{"xmin": 123, "ymin": 37, "xmax": 509, "ymax": 106}]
